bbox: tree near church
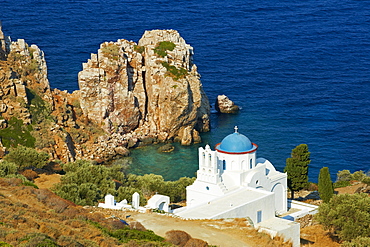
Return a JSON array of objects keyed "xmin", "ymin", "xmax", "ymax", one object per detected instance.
[
  {"xmin": 284, "ymin": 144, "xmax": 310, "ymax": 199},
  {"xmin": 318, "ymin": 167, "xmax": 334, "ymax": 203}
]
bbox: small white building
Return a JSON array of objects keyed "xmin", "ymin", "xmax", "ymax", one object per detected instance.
[{"xmin": 175, "ymin": 127, "xmax": 288, "ymax": 223}]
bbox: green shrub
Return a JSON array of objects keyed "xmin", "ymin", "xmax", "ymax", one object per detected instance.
[
  {"xmin": 4, "ymin": 145, "xmax": 49, "ymax": 170},
  {"xmin": 22, "ymin": 180, "xmax": 38, "ymax": 189},
  {"xmin": 342, "ymin": 237, "xmax": 370, "ymax": 247},
  {"xmin": 362, "ymin": 177, "xmax": 370, "ymax": 186},
  {"xmin": 53, "ymin": 160, "xmax": 119, "ymax": 205},
  {"xmin": 0, "ymin": 241, "xmax": 12, "ymax": 247},
  {"xmin": 352, "ymin": 170, "xmax": 366, "ymax": 181},
  {"xmin": 0, "ymin": 161, "xmax": 18, "ymax": 177},
  {"xmin": 333, "ymin": 180, "xmax": 351, "ymax": 188},
  {"xmin": 161, "ymin": 62, "xmax": 188, "ymax": 81},
  {"xmin": 26, "ymin": 88, "xmax": 52, "ymax": 125},
  {"xmin": 336, "ymin": 170, "xmax": 352, "ymax": 182},
  {"xmin": 19, "ymin": 233, "xmax": 59, "ymax": 247},
  {"xmin": 23, "ymin": 59, "xmax": 39, "ymax": 76},
  {"xmin": 0, "ymin": 117, "xmax": 35, "ymax": 148},
  {"xmin": 134, "ymin": 45, "xmax": 145, "ymax": 54},
  {"xmin": 153, "ymin": 41, "xmax": 176, "ymax": 57},
  {"xmin": 89, "ymin": 221, "xmax": 165, "ymax": 244},
  {"xmin": 316, "ymin": 193, "xmax": 370, "ymax": 241}
]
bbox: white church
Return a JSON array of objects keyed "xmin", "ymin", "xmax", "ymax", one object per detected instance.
[{"xmin": 174, "ymin": 126, "xmax": 288, "ymax": 224}]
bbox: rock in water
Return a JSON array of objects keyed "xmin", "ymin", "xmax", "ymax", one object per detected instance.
[
  {"xmin": 78, "ymin": 29, "xmax": 210, "ymax": 144},
  {"xmin": 158, "ymin": 143, "xmax": 175, "ymax": 153},
  {"xmin": 215, "ymin": 95, "xmax": 239, "ymax": 114}
]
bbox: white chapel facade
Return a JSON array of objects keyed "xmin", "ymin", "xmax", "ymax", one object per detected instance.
[{"xmin": 175, "ymin": 127, "xmax": 288, "ymax": 224}]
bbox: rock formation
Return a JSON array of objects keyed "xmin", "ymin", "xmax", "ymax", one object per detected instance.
[
  {"xmin": 78, "ymin": 30, "xmax": 210, "ymax": 145},
  {"xmin": 0, "ymin": 25, "xmax": 210, "ymax": 163},
  {"xmin": 215, "ymin": 94, "xmax": 239, "ymax": 114}
]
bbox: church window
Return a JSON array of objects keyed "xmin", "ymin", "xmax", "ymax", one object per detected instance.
[
  {"xmin": 265, "ymin": 168, "xmax": 270, "ymax": 175},
  {"xmin": 223, "ymin": 160, "xmax": 226, "ymax": 170},
  {"xmin": 250, "ymin": 159, "xmax": 252, "ymax": 169},
  {"xmin": 206, "ymin": 186, "xmax": 209, "ymax": 190},
  {"xmin": 257, "ymin": 210, "xmax": 262, "ymax": 223},
  {"xmin": 256, "ymin": 180, "xmax": 259, "ymax": 184}
]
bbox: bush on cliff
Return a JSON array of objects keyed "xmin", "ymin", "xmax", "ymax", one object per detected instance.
[
  {"xmin": 4, "ymin": 145, "xmax": 49, "ymax": 170},
  {"xmin": 0, "ymin": 117, "xmax": 35, "ymax": 148},
  {"xmin": 154, "ymin": 41, "xmax": 176, "ymax": 57}
]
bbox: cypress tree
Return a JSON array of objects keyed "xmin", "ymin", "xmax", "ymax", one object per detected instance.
[
  {"xmin": 284, "ymin": 144, "xmax": 311, "ymax": 199},
  {"xmin": 318, "ymin": 167, "xmax": 334, "ymax": 203}
]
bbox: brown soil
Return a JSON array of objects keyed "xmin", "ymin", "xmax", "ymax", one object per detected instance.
[
  {"xmin": 34, "ymin": 173, "xmax": 61, "ymax": 189},
  {"xmin": 335, "ymin": 182, "xmax": 366, "ymax": 195},
  {"xmin": 300, "ymin": 225, "xmax": 340, "ymax": 247}
]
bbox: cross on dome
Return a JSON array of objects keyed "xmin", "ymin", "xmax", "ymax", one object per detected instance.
[{"xmin": 234, "ymin": 126, "xmax": 238, "ymax": 133}]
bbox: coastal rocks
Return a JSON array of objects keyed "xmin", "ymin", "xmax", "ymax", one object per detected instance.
[
  {"xmin": 158, "ymin": 143, "xmax": 175, "ymax": 153},
  {"xmin": 0, "ymin": 25, "xmax": 212, "ymax": 163},
  {"xmin": 0, "ymin": 21, "xmax": 10, "ymax": 60},
  {"xmin": 78, "ymin": 30, "xmax": 210, "ymax": 144},
  {"xmin": 215, "ymin": 94, "xmax": 239, "ymax": 114}
]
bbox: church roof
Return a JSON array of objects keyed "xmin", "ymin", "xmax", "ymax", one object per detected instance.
[{"xmin": 215, "ymin": 127, "xmax": 257, "ymax": 154}]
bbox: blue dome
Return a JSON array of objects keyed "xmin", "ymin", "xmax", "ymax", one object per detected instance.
[{"xmin": 217, "ymin": 132, "xmax": 254, "ymax": 153}]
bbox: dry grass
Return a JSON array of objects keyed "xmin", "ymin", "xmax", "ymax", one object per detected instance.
[{"xmin": 0, "ymin": 178, "xmax": 120, "ymax": 246}]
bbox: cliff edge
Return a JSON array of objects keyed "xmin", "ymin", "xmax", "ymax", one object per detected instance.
[{"xmin": 0, "ymin": 25, "xmax": 210, "ymax": 163}]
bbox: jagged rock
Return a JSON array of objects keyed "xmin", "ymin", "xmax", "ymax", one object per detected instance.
[
  {"xmin": 78, "ymin": 30, "xmax": 210, "ymax": 144},
  {"xmin": 158, "ymin": 143, "xmax": 175, "ymax": 153},
  {"xmin": 215, "ymin": 95, "xmax": 239, "ymax": 114},
  {"xmin": 114, "ymin": 146, "xmax": 130, "ymax": 156},
  {"xmin": 0, "ymin": 21, "xmax": 10, "ymax": 60}
]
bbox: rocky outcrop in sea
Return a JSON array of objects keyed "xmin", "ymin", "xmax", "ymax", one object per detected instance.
[{"xmin": 0, "ymin": 25, "xmax": 210, "ymax": 163}]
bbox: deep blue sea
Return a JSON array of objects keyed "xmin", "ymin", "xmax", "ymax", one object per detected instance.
[{"xmin": 2, "ymin": 0, "xmax": 370, "ymax": 182}]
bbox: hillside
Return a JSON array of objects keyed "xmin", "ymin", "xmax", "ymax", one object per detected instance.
[{"xmin": 0, "ymin": 176, "xmax": 296, "ymax": 247}]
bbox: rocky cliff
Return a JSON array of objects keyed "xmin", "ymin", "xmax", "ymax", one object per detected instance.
[
  {"xmin": 78, "ymin": 30, "xmax": 210, "ymax": 145},
  {"xmin": 0, "ymin": 25, "xmax": 210, "ymax": 163}
]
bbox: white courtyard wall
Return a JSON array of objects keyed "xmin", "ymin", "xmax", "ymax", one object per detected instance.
[
  {"xmin": 212, "ymin": 192, "xmax": 275, "ymax": 224},
  {"xmin": 186, "ymin": 180, "xmax": 225, "ymax": 207}
]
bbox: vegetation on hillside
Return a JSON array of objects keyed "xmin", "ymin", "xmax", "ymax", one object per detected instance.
[
  {"xmin": 0, "ymin": 117, "xmax": 35, "ymax": 148},
  {"xmin": 316, "ymin": 193, "xmax": 370, "ymax": 244},
  {"xmin": 53, "ymin": 159, "xmax": 195, "ymax": 206},
  {"xmin": 334, "ymin": 169, "xmax": 370, "ymax": 188},
  {"xmin": 0, "ymin": 177, "xmax": 177, "ymax": 246}
]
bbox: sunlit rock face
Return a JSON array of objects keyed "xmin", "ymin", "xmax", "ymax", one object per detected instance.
[{"xmin": 78, "ymin": 30, "xmax": 210, "ymax": 144}]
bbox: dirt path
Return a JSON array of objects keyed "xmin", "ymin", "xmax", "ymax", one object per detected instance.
[{"xmin": 133, "ymin": 213, "xmax": 251, "ymax": 247}]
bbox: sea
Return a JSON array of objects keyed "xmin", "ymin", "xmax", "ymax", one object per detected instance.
[{"xmin": 2, "ymin": 0, "xmax": 370, "ymax": 182}]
